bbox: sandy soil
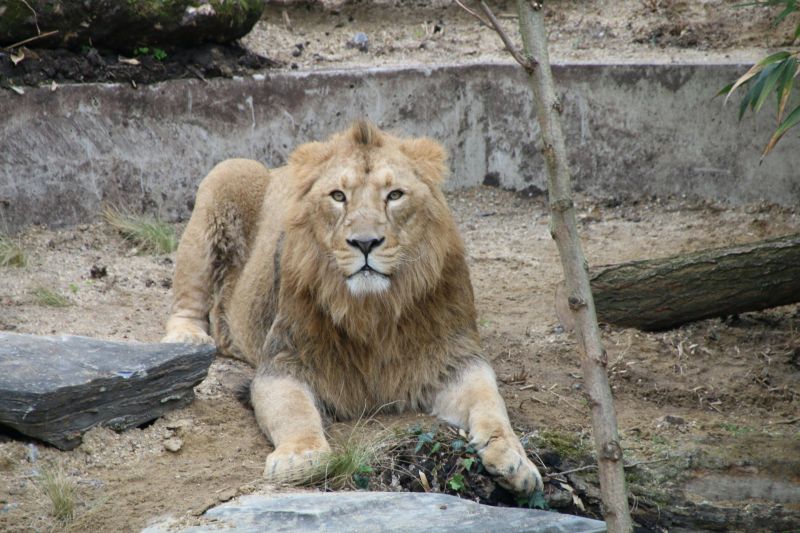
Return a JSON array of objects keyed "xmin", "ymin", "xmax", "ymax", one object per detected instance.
[
  {"xmin": 243, "ymin": 0, "xmax": 794, "ymax": 69},
  {"xmin": 2, "ymin": 1, "xmax": 799, "ymax": 531},
  {"xmin": 1, "ymin": 187, "xmax": 798, "ymax": 531}
]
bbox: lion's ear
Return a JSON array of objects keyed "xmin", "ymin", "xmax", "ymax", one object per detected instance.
[
  {"xmin": 288, "ymin": 141, "xmax": 334, "ymax": 197},
  {"xmin": 399, "ymin": 138, "xmax": 449, "ymax": 187}
]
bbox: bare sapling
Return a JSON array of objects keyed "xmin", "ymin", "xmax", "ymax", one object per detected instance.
[{"xmin": 455, "ymin": 1, "xmax": 633, "ymax": 531}]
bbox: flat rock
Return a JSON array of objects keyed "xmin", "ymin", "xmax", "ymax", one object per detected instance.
[
  {"xmin": 143, "ymin": 492, "xmax": 607, "ymax": 533},
  {"xmin": 0, "ymin": 333, "xmax": 215, "ymax": 450}
]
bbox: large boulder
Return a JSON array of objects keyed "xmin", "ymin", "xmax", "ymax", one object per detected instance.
[
  {"xmin": 0, "ymin": 333, "xmax": 215, "ymax": 450},
  {"xmin": 144, "ymin": 492, "xmax": 607, "ymax": 532},
  {"xmin": 0, "ymin": 1, "xmax": 264, "ymax": 51}
]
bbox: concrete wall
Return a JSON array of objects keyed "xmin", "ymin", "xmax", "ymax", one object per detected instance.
[{"xmin": 1, "ymin": 62, "xmax": 797, "ymax": 232}]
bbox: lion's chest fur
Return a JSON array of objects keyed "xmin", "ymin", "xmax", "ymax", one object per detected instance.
[{"xmin": 225, "ymin": 167, "xmax": 484, "ymax": 421}]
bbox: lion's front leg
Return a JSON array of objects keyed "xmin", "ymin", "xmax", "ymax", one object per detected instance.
[
  {"xmin": 251, "ymin": 369, "xmax": 330, "ymax": 483},
  {"xmin": 432, "ymin": 361, "xmax": 543, "ymax": 495}
]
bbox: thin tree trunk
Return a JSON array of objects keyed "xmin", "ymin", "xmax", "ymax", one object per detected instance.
[
  {"xmin": 581, "ymin": 233, "xmax": 800, "ymax": 331},
  {"xmin": 515, "ymin": 2, "xmax": 633, "ymax": 531}
]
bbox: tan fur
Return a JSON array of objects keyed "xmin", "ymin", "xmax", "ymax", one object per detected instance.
[{"xmin": 164, "ymin": 122, "xmax": 542, "ymax": 493}]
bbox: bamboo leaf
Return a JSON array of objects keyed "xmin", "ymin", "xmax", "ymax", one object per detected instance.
[
  {"xmin": 739, "ymin": 65, "xmax": 773, "ymax": 119},
  {"xmin": 762, "ymin": 104, "xmax": 800, "ymax": 157},
  {"xmin": 776, "ymin": 59, "xmax": 797, "ymax": 122},
  {"xmin": 775, "ymin": 102, "xmax": 800, "ymax": 137},
  {"xmin": 753, "ymin": 61, "xmax": 785, "ymax": 113},
  {"xmin": 773, "ymin": 2, "xmax": 799, "ymax": 26},
  {"xmin": 716, "ymin": 82, "xmax": 735, "ymax": 98},
  {"xmin": 725, "ymin": 52, "xmax": 789, "ymax": 102}
]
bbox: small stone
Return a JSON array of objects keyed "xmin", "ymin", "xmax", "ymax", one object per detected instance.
[
  {"xmin": 164, "ymin": 418, "xmax": 194, "ymax": 431},
  {"xmin": 163, "ymin": 437, "xmax": 183, "ymax": 453},
  {"xmin": 346, "ymin": 32, "xmax": 369, "ymax": 52},
  {"xmin": 663, "ymin": 414, "xmax": 686, "ymax": 426}
]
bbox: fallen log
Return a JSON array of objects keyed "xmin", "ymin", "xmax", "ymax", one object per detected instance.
[
  {"xmin": 0, "ymin": 333, "xmax": 215, "ymax": 450},
  {"xmin": 556, "ymin": 234, "xmax": 800, "ymax": 331}
]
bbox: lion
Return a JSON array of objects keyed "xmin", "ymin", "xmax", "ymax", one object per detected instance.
[{"xmin": 162, "ymin": 121, "xmax": 543, "ymax": 494}]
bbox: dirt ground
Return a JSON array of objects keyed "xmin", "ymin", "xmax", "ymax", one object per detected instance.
[
  {"xmin": 1, "ymin": 0, "xmax": 794, "ymax": 87},
  {"xmin": 1, "ymin": 187, "xmax": 798, "ymax": 531},
  {"xmin": 1, "ymin": 1, "xmax": 799, "ymax": 531}
]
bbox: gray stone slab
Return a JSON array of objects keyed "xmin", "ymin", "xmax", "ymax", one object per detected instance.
[
  {"xmin": 0, "ymin": 333, "xmax": 215, "ymax": 450},
  {"xmin": 143, "ymin": 492, "xmax": 607, "ymax": 533}
]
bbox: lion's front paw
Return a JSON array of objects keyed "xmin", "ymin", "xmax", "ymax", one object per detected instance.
[
  {"xmin": 475, "ymin": 434, "xmax": 543, "ymax": 495},
  {"xmin": 161, "ymin": 327, "xmax": 215, "ymax": 346},
  {"xmin": 263, "ymin": 441, "xmax": 331, "ymax": 484}
]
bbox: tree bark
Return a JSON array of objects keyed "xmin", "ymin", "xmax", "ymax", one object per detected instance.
[
  {"xmin": 582, "ymin": 234, "xmax": 800, "ymax": 331},
  {"xmin": 514, "ymin": 2, "xmax": 633, "ymax": 531}
]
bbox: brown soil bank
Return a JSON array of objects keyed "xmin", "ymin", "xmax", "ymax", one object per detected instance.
[{"xmin": 1, "ymin": 188, "xmax": 798, "ymax": 532}]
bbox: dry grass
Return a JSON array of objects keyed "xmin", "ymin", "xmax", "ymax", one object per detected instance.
[
  {"xmin": 103, "ymin": 206, "xmax": 177, "ymax": 254},
  {"xmin": 0, "ymin": 234, "xmax": 26, "ymax": 267},
  {"xmin": 31, "ymin": 286, "xmax": 71, "ymax": 307},
  {"xmin": 290, "ymin": 415, "xmax": 408, "ymax": 490},
  {"xmin": 35, "ymin": 465, "xmax": 77, "ymax": 525}
]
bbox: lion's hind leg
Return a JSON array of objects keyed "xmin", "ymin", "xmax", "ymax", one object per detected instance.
[
  {"xmin": 163, "ymin": 159, "xmax": 269, "ymax": 353},
  {"xmin": 432, "ymin": 361, "xmax": 544, "ymax": 495}
]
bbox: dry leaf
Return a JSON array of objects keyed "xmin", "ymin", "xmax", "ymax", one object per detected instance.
[
  {"xmin": 118, "ymin": 56, "xmax": 140, "ymax": 66},
  {"xmin": 10, "ymin": 51, "xmax": 24, "ymax": 65},
  {"xmin": 50, "ymin": 80, "xmax": 58, "ymax": 92},
  {"xmin": 418, "ymin": 470, "xmax": 431, "ymax": 492},
  {"xmin": 9, "ymin": 85, "xmax": 24, "ymax": 95}
]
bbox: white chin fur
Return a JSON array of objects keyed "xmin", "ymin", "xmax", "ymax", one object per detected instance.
[{"xmin": 346, "ymin": 271, "xmax": 391, "ymax": 296}]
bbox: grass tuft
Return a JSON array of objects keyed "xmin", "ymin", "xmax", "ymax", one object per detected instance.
[
  {"xmin": 32, "ymin": 286, "xmax": 71, "ymax": 307},
  {"xmin": 306, "ymin": 418, "xmax": 405, "ymax": 490},
  {"xmin": 103, "ymin": 206, "xmax": 177, "ymax": 254},
  {"xmin": 0, "ymin": 234, "xmax": 26, "ymax": 267},
  {"xmin": 36, "ymin": 465, "xmax": 76, "ymax": 524}
]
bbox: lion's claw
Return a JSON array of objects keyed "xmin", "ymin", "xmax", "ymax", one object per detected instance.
[
  {"xmin": 475, "ymin": 435, "xmax": 543, "ymax": 495},
  {"xmin": 263, "ymin": 443, "xmax": 330, "ymax": 484},
  {"xmin": 161, "ymin": 328, "xmax": 215, "ymax": 346}
]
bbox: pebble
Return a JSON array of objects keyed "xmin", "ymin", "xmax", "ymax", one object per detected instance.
[
  {"xmin": 347, "ymin": 32, "xmax": 369, "ymax": 52},
  {"xmin": 163, "ymin": 437, "xmax": 183, "ymax": 453}
]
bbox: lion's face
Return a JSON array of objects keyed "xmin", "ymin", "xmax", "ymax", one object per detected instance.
[{"xmin": 286, "ymin": 122, "xmax": 457, "ymax": 302}]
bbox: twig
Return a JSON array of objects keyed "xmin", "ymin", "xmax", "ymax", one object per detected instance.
[
  {"xmin": 554, "ymin": 457, "xmax": 671, "ymax": 477},
  {"xmin": 453, "ymin": 0, "xmax": 491, "ymax": 28},
  {"xmin": 20, "ymin": 0, "xmax": 41, "ymax": 35},
  {"xmin": 769, "ymin": 417, "xmax": 800, "ymax": 425},
  {"xmin": 554, "ymin": 464, "xmax": 598, "ymax": 476},
  {"xmin": 4, "ymin": 30, "xmax": 59, "ymax": 51},
  {"xmin": 548, "ymin": 389, "xmax": 584, "ymax": 413},
  {"xmin": 454, "ymin": 0, "xmax": 536, "ymax": 72}
]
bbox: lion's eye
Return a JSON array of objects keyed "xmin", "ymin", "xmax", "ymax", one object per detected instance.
[
  {"xmin": 387, "ymin": 189, "xmax": 404, "ymax": 201},
  {"xmin": 330, "ymin": 190, "xmax": 346, "ymax": 202}
]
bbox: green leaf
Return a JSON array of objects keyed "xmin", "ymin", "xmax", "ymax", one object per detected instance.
[
  {"xmin": 430, "ymin": 442, "xmax": 441, "ymax": 455},
  {"xmin": 448, "ymin": 474, "xmax": 466, "ymax": 492},
  {"xmin": 462, "ymin": 457, "xmax": 475, "ymax": 471},
  {"xmin": 775, "ymin": 103, "xmax": 800, "ymax": 137},
  {"xmin": 775, "ymin": 58, "xmax": 797, "ymax": 121},
  {"xmin": 753, "ymin": 61, "xmax": 786, "ymax": 113},
  {"xmin": 762, "ymin": 103, "xmax": 800, "ymax": 157},
  {"xmin": 353, "ymin": 472, "xmax": 370, "ymax": 489},
  {"xmin": 739, "ymin": 63, "xmax": 777, "ymax": 119},
  {"xmin": 516, "ymin": 490, "xmax": 549, "ymax": 510},
  {"xmin": 756, "ymin": 50, "xmax": 792, "ymax": 68},
  {"xmin": 716, "ymin": 81, "xmax": 735, "ymax": 98},
  {"xmin": 773, "ymin": 1, "xmax": 799, "ymax": 26},
  {"xmin": 414, "ymin": 431, "xmax": 435, "ymax": 453},
  {"xmin": 450, "ymin": 439, "xmax": 466, "ymax": 451}
]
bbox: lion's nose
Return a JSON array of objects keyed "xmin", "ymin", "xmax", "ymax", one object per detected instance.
[{"xmin": 347, "ymin": 237, "xmax": 385, "ymax": 255}]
